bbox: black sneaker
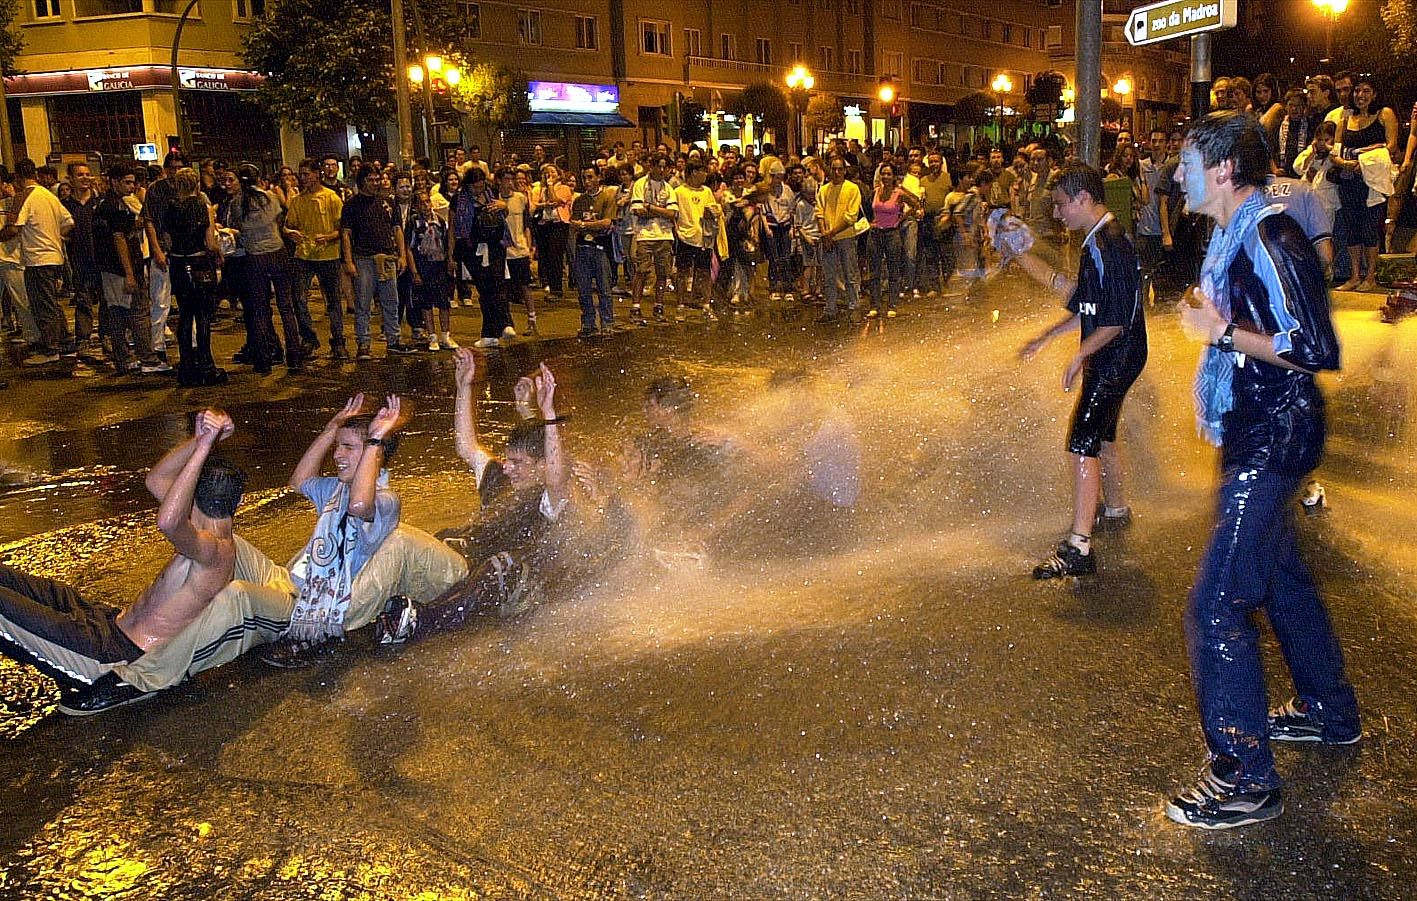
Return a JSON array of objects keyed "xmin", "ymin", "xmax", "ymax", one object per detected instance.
[
  {"xmin": 1032, "ymin": 540, "xmax": 1096, "ymax": 579},
  {"xmin": 373, "ymin": 595, "xmax": 419, "ymax": 645},
  {"xmin": 57, "ymin": 673, "xmax": 156, "ymax": 716},
  {"xmin": 653, "ymin": 304, "xmax": 667, "ymax": 323},
  {"xmin": 386, "ymin": 342, "xmax": 417, "ymax": 356},
  {"xmin": 258, "ymin": 637, "xmax": 336, "ymax": 668},
  {"xmin": 356, "ymin": 344, "xmax": 373, "ymax": 361},
  {"xmin": 1094, "ymin": 505, "xmax": 1133, "ymax": 533},
  {"xmin": 330, "ymin": 345, "xmax": 350, "ymax": 362},
  {"xmin": 1268, "ymin": 697, "xmax": 1361, "ymax": 745},
  {"xmin": 1164, "ymin": 757, "xmax": 1283, "ymax": 830}
]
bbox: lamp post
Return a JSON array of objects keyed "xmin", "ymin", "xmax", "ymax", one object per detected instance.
[
  {"xmin": 991, "ymin": 72, "xmax": 1013, "ymax": 146},
  {"xmin": 1112, "ymin": 75, "xmax": 1133, "ymax": 134},
  {"xmin": 877, "ymin": 76, "xmax": 896, "ymax": 148},
  {"xmin": 408, "ymin": 55, "xmax": 461, "ymax": 161},
  {"xmin": 784, "ymin": 63, "xmax": 815, "ymax": 155},
  {"xmin": 1313, "ymin": 0, "xmax": 1349, "ymax": 64}
]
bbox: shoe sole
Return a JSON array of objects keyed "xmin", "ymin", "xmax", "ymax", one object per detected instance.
[
  {"xmin": 1269, "ymin": 731, "xmax": 1362, "ymax": 745},
  {"xmin": 57, "ymin": 689, "xmax": 158, "ymax": 717},
  {"xmin": 1163, "ymin": 799, "xmax": 1283, "ymax": 830}
]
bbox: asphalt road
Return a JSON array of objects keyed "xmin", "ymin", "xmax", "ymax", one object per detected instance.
[{"xmin": 0, "ymin": 275, "xmax": 1414, "ymax": 899}]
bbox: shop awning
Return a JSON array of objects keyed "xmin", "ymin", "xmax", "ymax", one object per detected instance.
[{"xmin": 526, "ymin": 111, "xmax": 634, "ymax": 128}]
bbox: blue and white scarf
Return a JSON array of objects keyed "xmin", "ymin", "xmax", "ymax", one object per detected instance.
[{"xmin": 1192, "ymin": 191, "xmax": 1281, "ymax": 446}]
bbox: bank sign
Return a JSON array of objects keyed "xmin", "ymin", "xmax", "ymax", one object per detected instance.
[{"xmin": 1125, "ymin": 0, "xmax": 1237, "ymax": 46}]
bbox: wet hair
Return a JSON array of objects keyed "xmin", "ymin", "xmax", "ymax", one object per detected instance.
[
  {"xmin": 14, "ymin": 158, "xmax": 36, "ymax": 181},
  {"xmin": 299, "ymin": 157, "xmax": 320, "ymax": 175},
  {"xmin": 172, "ymin": 167, "xmax": 199, "ymax": 196},
  {"xmin": 106, "ymin": 160, "xmax": 136, "ymax": 182},
  {"xmin": 506, "ymin": 419, "xmax": 547, "ymax": 461},
  {"xmin": 355, "ymin": 165, "xmax": 382, "ymax": 190},
  {"xmin": 1049, "ymin": 161, "xmax": 1105, "ymax": 204},
  {"xmin": 645, "ymin": 375, "xmax": 694, "ymax": 413},
  {"xmin": 1349, "ymin": 76, "xmax": 1379, "ymax": 114},
  {"xmin": 1184, "ymin": 110, "xmax": 1271, "ymax": 189},
  {"xmin": 236, "ymin": 162, "xmax": 270, "ymax": 219},
  {"xmin": 336, "ymin": 414, "xmax": 400, "ymax": 462},
  {"xmin": 36, "ymin": 164, "xmax": 57, "ymax": 181},
  {"xmin": 194, "ymin": 455, "xmax": 246, "ymax": 519}
]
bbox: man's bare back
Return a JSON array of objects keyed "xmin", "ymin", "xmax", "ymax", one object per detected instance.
[{"xmin": 116, "ymin": 535, "xmax": 235, "ymax": 651}]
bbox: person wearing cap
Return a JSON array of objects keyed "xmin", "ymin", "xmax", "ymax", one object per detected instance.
[{"xmin": 763, "ymin": 161, "xmax": 796, "ymax": 301}]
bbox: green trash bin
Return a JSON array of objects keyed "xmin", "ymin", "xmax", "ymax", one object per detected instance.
[{"xmin": 1103, "ymin": 175, "xmax": 1134, "ymax": 235}]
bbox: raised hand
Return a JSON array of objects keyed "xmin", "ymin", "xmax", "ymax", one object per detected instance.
[
  {"xmin": 572, "ymin": 459, "xmax": 606, "ymax": 507},
  {"xmin": 513, "ymin": 376, "xmax": 536, "ymax": 418},
  {"xmin": 453, "ymin": 347, "xmax": 477, "ymax": 389},
  {"xmin": 328, "ymin": 393, "xmax": 366, "ymax": 430},
  {"xmin": 208, "ymin": 409, "xmax": 235, "ymax": 441},
  {"xmin": 533, "ymin": 363, "xmax": 557, "ymax": 419},
  {"xmin": 194, "ymin": 409, "xmax": 222, "ymax": 442},
  {"xmin": 368, "ymin": 395, "xmax": 410, "ymax": 440}
]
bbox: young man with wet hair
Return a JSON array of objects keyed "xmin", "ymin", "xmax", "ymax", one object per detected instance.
[
  {"xmin": 1014, "ymin": 161, "xmax": 1148, "ymax": 579},
  {"xmin": 0, "ymin": 408, "xmax": 247, "ymax": 714},
  {"xmin": 1167, "ymin": 110, "xmax": 1359, "ymax": 830}
]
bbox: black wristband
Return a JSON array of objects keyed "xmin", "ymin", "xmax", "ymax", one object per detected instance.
[
  {"xmin": 542, "ymin": 415, "xmax": 569, "ymax": 425},
  {"xmin": 365, "ymin": 437, "xmax": 387, "ymax": 448}
]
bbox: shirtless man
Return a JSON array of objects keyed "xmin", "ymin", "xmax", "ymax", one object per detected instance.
[{"xmin": 0, "ymin": 408, "xmax": 244, "ymax": 714}]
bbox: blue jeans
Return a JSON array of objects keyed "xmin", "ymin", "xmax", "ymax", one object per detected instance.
[
  {"xmin": 901, "ymin": 217, "xmax": 918, "ymax": 292},
  {"xmin": 821, "ymin": 237, "xmax": 860, "ymax": 314},
  {"xmin": 354, "ymin": 255, "xmax": 401, "ymax": 345},
  {"xmin": 574, "ymin": 244, "xmax": 613, "ymax": 329},
  {"xmin": 1185, "ymin": 467, "xmax": 1360, "ymax": 791},
  {"xmin": 868, "ymin": 226, "xmax": 905, "ymax": 311},
  {"xmin": 296, "ymin": 258, "xmax": 346, "ymax": 349}
]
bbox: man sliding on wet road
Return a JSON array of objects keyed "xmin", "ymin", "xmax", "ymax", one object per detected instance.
[
  {"xmin": 1166, "ymin": 111, "xmax": 1360, "ymax": 830},
  {"xmin": 0, "ymin": 409, "xmax": 247, "ymax": 714},
  {"xmin": 1014, "ymin": 161, "xmax": 1148, "ymax": 579}
]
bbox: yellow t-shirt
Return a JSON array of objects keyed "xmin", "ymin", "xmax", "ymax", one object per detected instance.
[
  {"xmin": 286, "ymin": 186, "xmax": 344, "ymax": 261},
  {"xmin": 673, "ymin": 184, "xmax": 719, "ymax": 248},
  {"xmin": 815, "ymin": 179, "xmax": 862, "ymax": 236}
]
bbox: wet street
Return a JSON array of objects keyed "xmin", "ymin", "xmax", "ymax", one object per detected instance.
[{"xmin": 1, "ymin": 276, "xmax": 1415, "ymax": 899}]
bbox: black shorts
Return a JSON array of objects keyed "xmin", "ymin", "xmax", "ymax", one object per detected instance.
[
  {"xmin": 1066, "ymin": 367, "xmax": 1139, "ymax": 457},
  {"xmin": 505, "ymin": 257, "xmax": 532, "ymax": 287},
  {"xmin": 675, "ymin": 242, "xmax": 712, "ymax": 273}
]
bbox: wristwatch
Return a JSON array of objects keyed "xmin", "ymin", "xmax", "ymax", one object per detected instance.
[{"xmin": 1215, "ymin": 322, "xmax": 1236, "ymax": 353}]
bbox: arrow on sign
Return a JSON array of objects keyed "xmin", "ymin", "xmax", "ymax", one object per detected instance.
[{"xmin": 1129, "ymin": 12, "xmax": 1147, "ymax": 44}]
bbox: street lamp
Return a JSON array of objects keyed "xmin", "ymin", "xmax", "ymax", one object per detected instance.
[
  {"xmin": 1313, "ymin": 0, "xmax": 1349, "ymax": 63},
  {"xmin": 784, "ymin": 63, "xmax": 816, "ymax": 155},
  {"xmin": 877, "ymin": 76, "xmax": 896, "ymax": 147},
  {"xmin": 1113, "ymin": 75, "xmax": 1133, "ymax": 134},
  {"xmin": 407, "ymin": 54, "xmax": 461, "ymax": 160},
  {"xmin": 991, "ymin": 72, "xmax": 1013, "ymax": 144}
]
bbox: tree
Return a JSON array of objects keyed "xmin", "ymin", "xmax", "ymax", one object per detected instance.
[
  {"xmin": 952, "ymin": 92, "xmax": 993, "ymax": 126},
  {"xmin": 804, "ymin": 93, "xmax": 845, "ymax": 136},
  {"xmin": 730, "ymin": 82, "xmax": 791, "ymax": 132},
  {"xmin": 1025, "ymin": 70, "xmax": 1068, "ymax": 121},
  {"xmin": 242, "ymin": 0, "xmax": 471, "ymax": 134},
  {"xmin": 0, "ymin": 0, "xmax": 22, "ymax": 77},
  {"xmin": 1100, "ymin": 97, "xmax": 1124, "ymax": 125},
  {"xmin": 679, "ymin": 99, "xmax": 710, "ymax": 145},
  {"xmin": 447, "ymin": 59, "xmax": 531, "ymax": 147}
]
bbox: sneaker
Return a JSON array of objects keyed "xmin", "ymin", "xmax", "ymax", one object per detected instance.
[
  {"xmin": 427, "ymin": 337, "xmax": 441, "ymax": 352},
  {"xmin": 441, "ymin": 334, "xmax": 459, "ymax": 350},
  {"xmin": 1094, "ymin": 505, "xmax": 1133, "ymax": 532},
  {"xmin": 502, "ymin": 325, "xmax": 517, "ymax": 341},
  {"xmin": 886, "ymin": 309, "xmax": 898, "ymax": 319},
  {"xmin": 473, "ymin": 336, "xmax": 500, "ymax": 348},
  {"xmin": 525, "ymin": 318, "xmax": 538, "ymax": 337},
  {"xmin": 356, "ymin": 344, "xmax": 373, "ymax": 361},
  {"xmin": 330, "ymin": 345, "xmax": 350, "ymax": 362},
  {"xmin": 653, "ymin": 304, "xmax": 667, "ymax": 322},
  {"xmin": 769, "ymin": 292, "xmax": 782, "ymax": 301},
  {"xmin": 141, "ymin": 361, "xmax": 173, "ymax": 374},
  {"xmin": 70, "ymin": 363, "xmax": 97, "ymax": 379},
  {"xmin": 57, "ymin": 673, "xmax": 156, "ymax": 716},
  {"xmin": 865, "ymin": 309, "xmax": 879, "ymax": 319},
  {"xmin": 913, "ymin": 289, "xmax": 922, "ymax": 299},
  {"xmin": 22, "ymin": 353, "xmax": 61, "ymax": 366},
  {"xmin": 1032, "ymin": 540, "xmax": 1096, "ymax": 579},
  {"xmin": 258, "ymin": 636, "xmax": 336, "ymax": 669},
  {"xmin": 373, "ymin": 595, "xmax": 419, "ymax": 645},
  {"xmin": 386, "ymin": 342, "xmax": 417, "ymax": 356},
  {"xmin": 785, "ymin": 292, "xmax": 796, "ymax": 302},
  {"xmin": 1267, "ymin": 697, "xmax": 1361, "ymax": 745},
  {"xmin": 1164, "ymin": 757, "xmax": 1283, "ymax": 830},
  {"xmin": 703, "ymin": 307, "xmax": 719, "ymax": 322},
  {"xmin": 578, "ymin": 326, "xmax": 598, "ymax": 338}
]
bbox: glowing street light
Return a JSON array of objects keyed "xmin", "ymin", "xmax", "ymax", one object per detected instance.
[
  {"xmin": 1313, "ymin": 0, "xmax": 1349, "ymax": 62},
  {"xmin": 1112, "ymin": 76, "xmax": 1132, "ymax": 97},
  {"xmin": 877, "ymin": 78, "xmax": 896, "ymax": 105},
  {"xmin": 991, "ymin": 73, "xmax": 1013, "ymax": 139},
  {"xmin": 785, "ymin": 64, "xmax": 815, "ymax": 92},
  {"xmin": 407, "ymin": 54, "xmax": 460, "ymax": 159},
  {"xmin": 784, "ymin": 64, "xmax": 816, "ymax": 153}
]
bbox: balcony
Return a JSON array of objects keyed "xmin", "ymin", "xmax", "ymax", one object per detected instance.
[{"xmin": 686, "ymin": 56, "xmax": 877, "ymax": 97}]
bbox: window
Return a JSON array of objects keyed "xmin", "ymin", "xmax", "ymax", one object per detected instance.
[
  {"xmin": 685, "ymin": 27, "xmax": 702, "ymax": 57},
  {"xmin": 963, "ymin": 66, "xmax": 987, "ymax": 88},
  {"xmin": 575, "ymin": 15, "xmax": 597, "ymax": 50},
  {"xmin": 1002, "ymin": 23, "xmax": 1012, "ymax": 44},
  {"xmin": 820, "ymin": 46, "xmax": 835, "ymax": 70},
  {"xmin": 1045, "ymin": 26, "xmax": 1062, "ymax": 49},
  {"xmin": 641, "ymin": 19, "xmax": 671, "ymax": 56},
  {"xmin": 755, "ymin": 38, "xmax": 772, "ymax": 66},
  {"xmin": 789, "ymin": 42, "xmax": 802, "ymax": 63},
  {"xmin": 909, "ymin": 3, "xmax": 922, "ymax": 27},
  {"xmin": 1023, "ymin": 27, "xmax": 1032, "ymax": 48},
  {"xmin": 845, "ymin": 0, "xmax": 860, "ymax": 14},
  {"xmin": 516, "ymin": 8, "xmax": 541, "ymax": 45},
  {"xmin": 981, "ymin": 19, "xmax": 993, "ymax": 41},
  {"xmin": 846, "ymin": 49, "xmax": 861, "ymax": 74},
  {"xmin": 458, "ymin": 1, "xmax": 480, "ymax": 39},
  {"xmin": 720, "ymin": 33, "xmax": 736, "ymax": 61},
  {"xmin": 33, "ymin": 0, "xmax": 60, "ymax": 16},
  {"xmin": 879, "ymin": 0, "xmax": 900, "ymax": 20},
  {"xmin": 880, "ymin": 50, "xmax": 902, "ymax": 79},
  {"xmin": 912, "ymin": 59, "xmax": 944, "ymax": 86}
]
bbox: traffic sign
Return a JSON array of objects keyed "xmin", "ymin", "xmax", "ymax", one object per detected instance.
[{"xmin": 1125, "ymin": 0, "xmax": 1237, "ymax": 47}]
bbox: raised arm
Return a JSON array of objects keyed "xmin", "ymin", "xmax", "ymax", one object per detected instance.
[
  {"xmin": 348, "ymin": 395, "xmax": 408, "ymax": 521},
  {"xmin": 452, "ymin": 348, "xmax": 494, "ymax": 482},
  {"xmin": 154, "ymin": 409, "xmax": 231, "ymax": 564},
  {"xmin": 534, "ymin": 364, "xmax": 569, "ymax": 511},
  {"xmin": 145, "ymin": 407, "xmax": 232, "ymax": 502},
  {"xmin": 290, "ymin": 394, "xmax": 364, "ymax": 490}
]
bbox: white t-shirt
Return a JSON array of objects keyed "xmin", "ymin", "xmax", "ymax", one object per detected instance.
[
  {"xmin": 503, "ymin": 191, "xmax": 531, "ymax": 259},
  {"xmin": 630, "ymin": 175, "xmax": 677, "ymax": 242},
  {"xmin": 16, "ymin": 184, "xmax": 73, "ymax": 267}
]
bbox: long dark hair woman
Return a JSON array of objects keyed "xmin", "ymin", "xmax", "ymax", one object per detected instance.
[
  {"xmin": 230, "ymin": 162, "xmax": 304, "ymax": 372},
  {"xmin": 1331, "ymin": 76, "xmax": 1399, "ymax": 291},
  {"xmin": 448, "ymin": 167, "xmax": 513, "ymax": 346},
  {"xmin": 162, "ymin": 167, "xmax": 226, "ymax": 386}
]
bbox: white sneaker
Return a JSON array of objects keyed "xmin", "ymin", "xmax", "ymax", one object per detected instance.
[
  {"xmin": 441, "ymin": 333, "xmax": 459, "ymax": 349},
  {"xmin": 473, "ymin": 337, "xmax": 499, "ymax": 348},
  {"xmin": 784, "ymin": 292, "xmax": 796, "ymax": 302},
  {"xmin": 912, "ymin": 289, "xmax": 922, "ymax": 299},
  {"xmin": 141, "ymin": 361, "xmax": 173, "ymax": 373},
  {"xmin": 770, "ymin": 292, "xmax": 782, "ymax": 301},
  {"xmin": 501, "ymin": 326, "xmax": 517, "ymax": 340},
  {"xmin": 427, "ymin": 337, "xmax": 440, "ymax": 352}
]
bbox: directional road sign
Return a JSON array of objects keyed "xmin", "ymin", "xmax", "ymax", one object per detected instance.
[{"xmin": 1125, "ymin": 0, "xmax": 1237, "ymax": 47}]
